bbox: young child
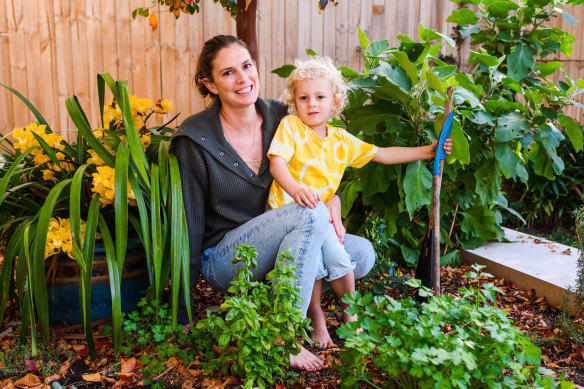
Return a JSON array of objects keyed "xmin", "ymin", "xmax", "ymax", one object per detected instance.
[{"xmin": 267, "ymin": 56, "xmax": 452, "ymax": 348}]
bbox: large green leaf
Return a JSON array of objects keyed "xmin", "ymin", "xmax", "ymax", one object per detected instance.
[
  {"xmin": 507, "ymin": 43, "xmax": 534, "ymax": 82},
  {"xmin": 424, "ymin": 64, "xmax": 447, "ymax": 99},
  {"xmin": 403, "ymin": 161, "xmax": 432, "ymax": 219},
  {"xmin": 536, "ymin": 61, "xmax": 562, "ymax": 77},
  {"xmin": 460, "ymin": 205, "xmax": 499, "ymax": 243},
  {"xmin": 559, "ymin": 114, "xmax": 583, "ymax": 152},
  {"xmin": 494, "ymin": 143, "xmax": 520, "ymax": 179},
  {"xmin": 486, "ymin": 0, "xmax": 519, "ymax": 18},
  {"xmin": 474, "ymin": 158, "xmax": 502, "ymax": 205},
  {"xmin": 392, "ymin": 51, "xmax": 418, "ymax": 85},
  {"xmin": 341, "ymin": 180, "xmax": 361, "ymax": 219},
  {"xmin": 368, "ymin": 61, "xmax": 412, "ymax": 91},
  {"xmin": 446, "ymin": 8, "xmax": 480, "ymax": 26},
  {"xmin": 346, "ymin": 103, "xmax": 397, "ymax": 135},
  {"xmin": 494, "ymin": 111, "xmax": 530, "ymax": 142},
  {"xmin": 444, "ymin": 118, "xmax": 470, "ymax": 165},
  {"xmin": 150, "ymin": 163, "xmax": 163, "ymax": 300},
  {"xmin": 453, "ymin": 87, "xmax": 483, "ymax": 109},
  {"xmin": 418, "ymin": 24, "xmax": 456, "ymax": 48}
]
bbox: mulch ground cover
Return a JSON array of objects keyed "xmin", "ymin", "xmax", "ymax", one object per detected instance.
[{"xmin": 2, "ymin": 263, "xmax": 584, "ymax": 388}]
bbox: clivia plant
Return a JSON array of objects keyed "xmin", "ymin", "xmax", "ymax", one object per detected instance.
[{"xmin": 0, "ymin": 74, "xmax": 190, "ymax": 359}]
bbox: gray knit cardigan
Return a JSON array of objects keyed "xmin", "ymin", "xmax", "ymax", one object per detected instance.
[{"xmin": 170, "ymin": 97, "xmax": 289, "ymax": 288}]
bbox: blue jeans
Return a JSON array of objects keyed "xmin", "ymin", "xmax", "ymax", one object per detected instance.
[
  {"xmin": 316, "ymin": 224, "xmax": 355, "ymax": 281},
  {"xmin": 200, "ymin": 202, "xmax": 375, "ymax": 315}
]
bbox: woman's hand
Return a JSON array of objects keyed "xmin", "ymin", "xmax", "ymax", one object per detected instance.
[
  {"xmin": 325, "ymin": 195, "xmax": 345, "ymax": 244},
  {"xmin": 292, "ymin": 186, "xmax": 320, "ymax": 208}
]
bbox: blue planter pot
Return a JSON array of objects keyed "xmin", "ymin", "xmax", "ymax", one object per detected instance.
[{"xmin": 46, "ymin": 237, "xmax": 149, "ymax": 325}]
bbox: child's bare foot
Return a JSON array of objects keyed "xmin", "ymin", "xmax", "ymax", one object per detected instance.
[
  {"xmin": 311, "ymin": 325, "xmax": 335, "ymax": 349},
  {"xmin": 289, "ymin": 345, "xmax": 329, "ymax": 371}
]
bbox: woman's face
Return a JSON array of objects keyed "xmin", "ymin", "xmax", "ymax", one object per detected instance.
[{"xmin": 204, "ymin": 44, "xmax": 260, "ymax": 109}]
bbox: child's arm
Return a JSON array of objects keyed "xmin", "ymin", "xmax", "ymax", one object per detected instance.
[
  {"xmin": 270, "ymin": 155, "xmax": 321, "ymax": 208},
  {"xmin": 372, "ymin": 139, "xmax": 453, "ymax": 164}
]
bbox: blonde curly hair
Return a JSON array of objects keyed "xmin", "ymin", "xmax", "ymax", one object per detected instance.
[{"xmin": 280, "ymin": 56, "xmax": 348, "ymax": 119}]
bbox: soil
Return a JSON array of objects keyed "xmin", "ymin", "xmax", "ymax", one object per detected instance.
[{"xmin": 2, "ymin": 263, "xmax": 584, "ymax": 388}]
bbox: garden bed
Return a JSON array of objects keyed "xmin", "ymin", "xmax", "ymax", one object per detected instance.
[{"xmin": 1, "ymin": 261, "xmax": 583, "ymax": 388}]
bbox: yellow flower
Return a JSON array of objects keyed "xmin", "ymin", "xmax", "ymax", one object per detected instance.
[
  {"xmin": 140, "ymin": 134, "xmax": 151, "ymax": 149},
  {"xmin": 45, "ymin": 217, "xmax": 88, "ymax": 259},
  {"xmin": 87, "ymin": 144, "xmax": 114, "ymax": 166},
  {"xmin": 42, "ymin": 169, "xmax": 55, "ymax": 181},
  {"xmin": 129, "ymin": 94, "xmax": 152, "ymax": 115},
  {"xmin": 12, "ymin": 123, "xmax": 65, "ymax": 154},
  {"xmin": 154, "ymin": 99, "xmax": 174, "ymax": 115},
  {"xmin": 103, "ymin": 101, "xmax": 122, "ymax": 130},
  {"xmin": 91, "ymin": 166, "xmax": 137, "ymax": 207}
]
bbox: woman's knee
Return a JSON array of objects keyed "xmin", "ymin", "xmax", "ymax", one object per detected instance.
[{"xmin": 298, "ymin": 201, "xmax": 329, "ymax": 236}]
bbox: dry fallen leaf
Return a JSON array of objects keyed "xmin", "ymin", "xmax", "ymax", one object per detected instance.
[
  {"xmin": 59, "ymin": 360, "xmax": 72, "ymax": 376},
  {"xmin": 120, "ymin": 357, "xmax": 137, "ymax": 373},
  {"xmin": 14, "ymin": 373, "xmax": 41, "ymax": 387},
  {"xmin": 82, "ymin": 373, "xmax": 102, "ymax": 382},
  {"xmin": 0, "ymin": 378, "xmax": 15, "ymax": 389},
  {"xmin": 43, "ymin": 374, "xmax": 60, "ymax": 385}
]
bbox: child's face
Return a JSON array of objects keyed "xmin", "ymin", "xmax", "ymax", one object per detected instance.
[{"xmin": 294, "ymin": 78, "xmax": 336, "ymax": 134}]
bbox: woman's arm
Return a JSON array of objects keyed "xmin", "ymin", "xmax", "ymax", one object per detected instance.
[
  {"xmin": 270, "ymin": 155, "xmax": 320, "ymax": 208},
  {"xmin": 371, "ymin": 139, "xmax": 453, "ymax": 165}
]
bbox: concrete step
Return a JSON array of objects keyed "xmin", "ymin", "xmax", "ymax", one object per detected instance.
[{"xmin": 461, "ymin": 228, "xmax": 581, "ymax": 314}]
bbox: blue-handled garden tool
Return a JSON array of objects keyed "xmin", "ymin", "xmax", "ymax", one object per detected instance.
[{"xmin": 415, "ymin": 96, "xmax": 454, "ymax": 296}]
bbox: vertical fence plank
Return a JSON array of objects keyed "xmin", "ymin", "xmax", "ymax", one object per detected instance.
[
  {"xmin": 1, "ymin": 0, "xmax": 15, "ymax": 134},
  {"xmin": 1, "ymin": 1, "xmax": 584, "ymax": 135},
  {"xmin": 7, "ymin": 0, "xmax": 30, "ymax": 132}
]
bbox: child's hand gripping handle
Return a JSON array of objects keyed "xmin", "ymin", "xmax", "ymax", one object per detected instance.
[{"xmin": 432, "ymin": 111, "xmax": 455, "ymax": 176}]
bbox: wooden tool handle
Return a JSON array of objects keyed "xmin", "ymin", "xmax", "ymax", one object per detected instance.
[{"xmin": 432, "ymin": 85, "xmax": 454, "ymax": 296}]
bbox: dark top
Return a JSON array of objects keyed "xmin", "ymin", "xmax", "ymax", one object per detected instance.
[{"xmin": 170, "ymin": 97, "xmax": 289, "ymax": 287}]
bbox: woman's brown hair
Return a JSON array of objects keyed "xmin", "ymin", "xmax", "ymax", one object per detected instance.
[{"xmin": 194, "ymin": 35, "xmax": 249, "ymax": 98}]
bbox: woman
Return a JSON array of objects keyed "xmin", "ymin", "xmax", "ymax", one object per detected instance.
[{"xmin": 170, "ymin": 35, "xmax": 375, "ymax": 371}]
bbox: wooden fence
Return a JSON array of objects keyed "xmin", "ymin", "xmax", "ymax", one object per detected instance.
[{"xmin": 1, "ymin": 0, "xmax": 583, "ymax": 138}]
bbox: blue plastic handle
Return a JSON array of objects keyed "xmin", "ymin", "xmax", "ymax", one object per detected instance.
[{"xmin": 432, "ymin": 111, "xmax": 455, "ymax": 175}]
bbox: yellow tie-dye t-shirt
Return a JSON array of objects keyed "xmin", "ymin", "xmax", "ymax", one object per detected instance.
[{"xmin": 268, "ymin": 115, "xmax": 378, "ymax": 209}]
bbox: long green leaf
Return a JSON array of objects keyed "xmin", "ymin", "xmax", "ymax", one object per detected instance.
[
  {"xmin": 0, "ymin": 83, "xmax": 52, "ymax": 132},
  {"xmin": 98, "ymin": 72, "xmax": 121, "ymax": 106},
  {"xmin": 158, "ymin": 141, "xmax": 170, "ymax": 206},
  {"xmin": 150, "ymin": 163, "xmax": 162, "ymax": 300},
  {"xmin": 80, "ymin": 195, "xmax": 101, "ymax": 360},
  {"xmin": 0, "ymin": 220, "xmax": 33, "ymax": 324},
  {"xmin": 70, "ymin": 165, "xmax": 89, "ymax": 253},
  {"xmin": 117, "ymin": 82, "xmax": 150, "ymax": 185},
  {"xmin": 128, "ymin": 171, "xmax": 153, "ymax": 283},
  {"xmin": 0, "ymin": 147, "xmax": 35, "ymax": 209},
  {"xmin": 66, "ymin": 96, "xmax": 115, "ymax": 167},
  {"xmin": 32, "ymin": 179, "xmax": 72, "ymax": 340},
  {"xmin": 115, "ymin": 142, "xmax": 130, "ymax": 273},
  {"xmin": 23, "ymin": 226, "xmax": 38, "ymax": 356},
  {"xmin": 169, "ymin": 155, "xmax": 191, "ymax": 327},
  {"xmin": 98, "ymin": 214, "xmax": 122, "ymax": 352}
]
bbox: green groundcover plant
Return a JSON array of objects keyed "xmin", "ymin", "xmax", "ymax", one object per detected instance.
[
  {"xmin": 336, "ymin": 264, "xmax": 574, "ymax": 388},
  {"xmin": 195, "ymin": 245, "xmax": 311, "ymax": 389},
  {"xmin": 274, "ymin": 0, "xmax": 584, "ymax": 268}
]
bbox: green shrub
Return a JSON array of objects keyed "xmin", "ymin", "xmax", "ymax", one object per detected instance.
[
  {"xmin": 274, "ymin": 0, "xmax": 584, "ymax": 267},
  {"xmin": 196, "ymin": 245, "xmax": 311, "ymax": 388},
  {"xmin": 336, "ymin": 264, "xmax": 574, "ymax": 388}
]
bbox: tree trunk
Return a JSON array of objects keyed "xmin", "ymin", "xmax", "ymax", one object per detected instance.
[{"xmin": 236, "ymin": 0, "xmax": 258, "ymax": 65}]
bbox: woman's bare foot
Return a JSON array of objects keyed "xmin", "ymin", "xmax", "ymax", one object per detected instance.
[{"xmin": 289, "ymin": 345, "xmax": 328, "ymax": 371}]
